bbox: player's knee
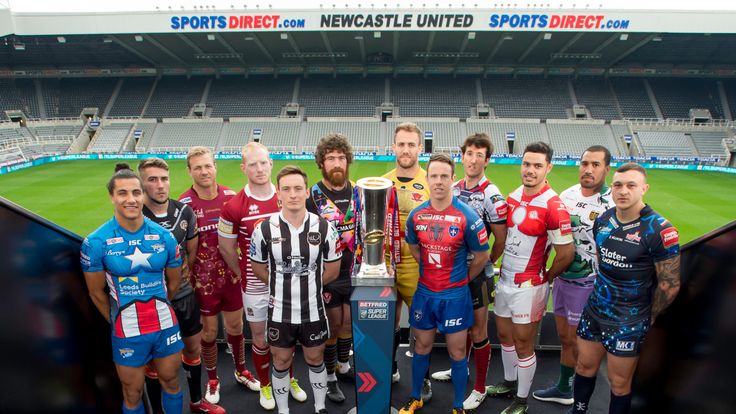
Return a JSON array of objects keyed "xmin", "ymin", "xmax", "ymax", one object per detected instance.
[
  {"xmin": 608, "ymin": 373, "xmax": 632, "ymax": 395},
  {"xmin": 575, "ymin": 357, "xmax": 599, "ymax": 376},
  {"xmin": 252, "ymin": 333, "xmax": 267, "ymax": 349},
  {"xmin": 182, "ymin": 343, "xmax": 200, "ymax": 361},
  {"xmin": 448, "ymin": 346, "xmax": 466, "ymax": 361},
  {"xmin": 272, "ymin": 353, "xmax": 293, "ymax": 370},
  {"xmin": 470, "ymin": 323, "xmax": 488, "ymax": 342},
  {"xmin": 121, "ymin": 383, "xmax": 144, "ymax": 404},
  {"xmin": 224, "ymin": 319, "xmax": 243, "ymax": 335}
]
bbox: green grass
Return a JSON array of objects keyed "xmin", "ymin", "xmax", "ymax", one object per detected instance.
[{"xmin": 1, "ymin": 159, "xmax": 734, "ymax": 242}]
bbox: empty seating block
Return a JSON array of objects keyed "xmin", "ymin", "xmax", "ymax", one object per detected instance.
[
  {"xmin": 40, "ymin": 78, "xmax": 116, "ymax": 118},
  {"xmin": 466, "ymin": 120, "xmax": 546, "ymax": 155},
  {"xmin": 146, "ymin": 120, "xmax": 223, "ymax": 152},
  {"xmin": 217, "ymin": 119, "xmax": 301, "ymax": 152},
  {"xmin": 546, "ymin": 122, "xmax": 624, "ymax": 158},
  {"xmin": 611, "ymin": 78, "xmax": 656, "ymax": 119},
  {"xmin": 0, "ymin": 79, "xmax": 40, "ymax": 118},
  {"xmin": 301, "ymin": 77, "xmax": 384, "ymax": 117},
  {"xmin": 481, "ymin": 77, "xmax": 570, "ymax": 119},
  {"xmin": 649, "ymin": 78, "xmax": 723, "ymax": 119},
  {"xmin": 688, "ymin": 130, "xmax": 729, "ymax": 159},
  {"xmin": 89, "ymin": 123, "xmax": 134, "ymax": 153},
  {"xmin": 208, "ymin": 77, "xmax": 293, "ymax": 117},
  {"xmin": 392, "ymin": 77, "xmax": 476, "ymax": 118},
  {"xmin": 145, "ymin": 77, "xmax": 207, "ymax": 118},
  {"xmin": 133, "ymin": 122, "xmax": 159, "ymax": 152},
  {"xmin": 302, "ymin": 119, "xmax": 381, "ymax": 151},
  {"xmin": 109, "ymin": 77, "xmax": 155, "ymax": 117},
  {"xmin": 27, "ymin": 123, "xmax": 82, "ymax": 138},
  {"xmin": 387, "ymin": 119, "xmax": 462, "ymax": 151},
  {"xmin": 636, "ymin": 131, "xmax": 698, "ymax": 158},
  {"xmin": 573, "ymin": 78, "xmax": 621, "ymax": 120}
]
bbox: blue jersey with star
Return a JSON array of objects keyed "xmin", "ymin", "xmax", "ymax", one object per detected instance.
[
  {"xmin": 81, "ymin": 217, "xmax": 183, "ymax": 338},
  {"xmin": 586, "ymin": 205, "xmax": 679, "ymax": 323}
]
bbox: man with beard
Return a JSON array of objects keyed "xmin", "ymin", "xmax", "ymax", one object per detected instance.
[
  {"xmin": 138, "ymin": 157, "xmax": 225, "ymax": 414},
  {"xmin": 382, "ymin": 122, "xmax": 432, "ymax": 403},
  {"xmin": 532, "ymin": 146, "xmax": 612, "ymax": 407},
  {"xmin": 488, "ymin": 142, "xmax": 575, "ymax": 414},
  {"xmin": 219, "ymin": 143, "xmax": 308, "ymax": 410},
  {"xmin": 306, "ymin": 134, "xmax": 358, "ymax": 404}
]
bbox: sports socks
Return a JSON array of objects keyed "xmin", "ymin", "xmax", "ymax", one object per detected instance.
[
  {"xmin": 227, "ymin": 333, "xmax": 246, "ymax": 373},
  {"xmin": 501, "ymin": 343, "xmax": 518, "ymax": 382},
  {"xmin": 182, "ymin": 355, "xmax": 203, "ymax": 403},
  {"xmin": 337, "ymin": 333, "xmax": 352, "ymax": 373},
  {"xmin": 308, "ymin": 362, "xmax": 328, "ymax": 412},
  {"xmin": 450, "ymin": 357, "xmax": 469, "ymax": 409},
  {"xmin": 144, "ymin": 365, "xmax": 163, "ymax": 414},
  {"xmin": 572, "ymin": 373, "xmax": 597, "ymax": 413},
  {"xmin": 473, "ymin": 338, "xmax": 491, "ymax": 393},
  {"xmin": 411, "ymin": 352, "xmax": 431, "ymax": 400},
  {"xmin": 161, "ymin": 389, "xmax": 183, "ymax": 414},
  {"xmin": 324, "ymin": 338, "xmax": 338, "ymax": 381},
  {"xmin": 557, "ymin": 363, "xmax": 575, "ymax": 393},
  {"xmin": 272, "ymin": 366, "xmax": 291, "ymax": 414},
  {"xmin": 392, "ymin": 328, "xmax": 401, "ymax": 375},
  {"xmin": 517, "ymin": 353, "xmax": 537, "ymax": 399},
  {"xmin": 252, "ymin": 343, "xmax": 272, "ymax": 386},
  {"xmin": 201, "ymin": 338, "xmax": 219, "ymax": 381},
  {"xmin": 122, "ymin": 401, "xmax": 145, "ymax": 414},
  {"xmin": 609, "ymin": 392, "xmax": 632, "ymax": 414}
]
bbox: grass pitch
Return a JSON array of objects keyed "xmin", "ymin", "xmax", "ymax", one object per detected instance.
[{"xmin": 1, "ymin": 159, "xmax": 734, "ymax": 243}]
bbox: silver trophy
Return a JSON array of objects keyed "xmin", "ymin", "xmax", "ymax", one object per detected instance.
[{"xmin": 353, "ymin": 177, "xmax": 394, "ymax": 286}]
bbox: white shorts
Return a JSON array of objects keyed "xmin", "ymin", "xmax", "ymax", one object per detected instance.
[
  {"xmin": 243, "ymin": 291, "xmax": 269, "ymax": 322},
  {"xmin": 493, "ymin": 282, "xmax": 549, "ymax": 324}
]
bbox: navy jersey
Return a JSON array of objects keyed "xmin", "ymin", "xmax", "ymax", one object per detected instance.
[
  {"xmin": 405, "ymin": 197, "xmax": 490, "ymax": 299},
  {"xmin": 81, "ymin": 217, "xmax": 183, "ymax": 338},
  {"xmin": 587, "ymin": 205, "xmax": 679, "ymax": 323}
]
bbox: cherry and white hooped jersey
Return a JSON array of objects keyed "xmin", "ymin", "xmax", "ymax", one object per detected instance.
[
  {"xmin": 218, "ymin": 184, "xmax": 279, "ymax": 295},
  {"xmin": 501, "ymin": 183, "xmax": 573, "ymax": 287}
]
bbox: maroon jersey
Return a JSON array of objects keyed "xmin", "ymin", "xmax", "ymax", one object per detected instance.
[
  {"xmin": 218, "ymin": 184, "xmax": 280, "ymax": 295},
  {"xmin": 179, "ymin": 185, "xmax": 238, "ymax": 294}
]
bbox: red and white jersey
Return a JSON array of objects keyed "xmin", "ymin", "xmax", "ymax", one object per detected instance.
[
  {"xmin": 501, "ymin": 183, "xmax": 573, "ymax": 287},
  {"xmin": 218, "ymin": 184, "xmax": 279, "ymax": 295},
  {"xmin": 179, "ymin": 185, "xmax": 239, "ymax": 293}
]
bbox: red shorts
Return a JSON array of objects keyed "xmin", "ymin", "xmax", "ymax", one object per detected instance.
[{"xmin": 196, "ymin": 285, "xmax": 243, "ymax": 316}]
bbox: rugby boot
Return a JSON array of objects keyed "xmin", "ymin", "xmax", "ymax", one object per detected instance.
[
  {"xmin": 462, "ymin": 389, "xmax": 487, "ymax": 410},
  {"xmin": 399, "ymin": 398, "xmax": 424, "ymax": 414},
  {"xmin": 500, "ymin": 397, "xmax": 529, "ymax": 414},
  {"xmin": 421, "ymin": 379, "xmax": 433, "ymax": 402},
  {"xmin": 532, "ymin": 385, "xmax": 574, "ymax": 405},
  {"xmin": 259, "ymin": 385, "xmax": 275, "ymax": 410},
  {"xmin": 190, "ymin": 399, "xmax": 226, "ymax": 413},
  {"xmin": 326, "ymin": 380, "xmax": 345, "ymax": 403},
  {"xmin": 431, "ymin": 368, "xmax": 452, "ymax": 382},
  {"xmin": 204, "ymin": 379, "xmax": 220, "ymax": 404},
  {"xmin": 234, "ymin": 369, "xmax": 261, "ymax": 391},
  {"xmin": 486, "ymin": 380, "xmax": 517, "ymax": 398},
  {"xmin": 290, "ymin": 377, "xmax": 308, "ymax": 402}
]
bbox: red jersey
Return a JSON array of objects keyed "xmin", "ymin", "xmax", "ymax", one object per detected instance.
[
  {"xmin": 501, "ymin": 183, "xmax": 573, "ymax": 287},
  {"xmin": 218, "ymin": 184, "xmax": 279, "ymax": 295},
  {"xmin": 179, "ymin": 185, "xmax": 238, "ymax": 293}
]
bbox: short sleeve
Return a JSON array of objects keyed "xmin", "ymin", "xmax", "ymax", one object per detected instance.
[
  {"xmin": 484, "ymin": 187, "xmax": 508, "ymax": 225},
  {"xmin": 547, "ymin": 197, "xmax": 574, "ymax": 245},
  {"xmin": 80, "ymin": 236, "xmax": 104, "ymax": 272},
  {"xmin": 183, "ymin": 205, "xmax": 198, "ymax": 240},
  {"xmin": 217, "ymin": 198, "xmax": 240, "ymax": 239},
  {"xmin": 323, "ymin": 221, "xmax": 343, "ymax": 263},
  {"xmin": 165, "ymin": 231, "xmax": 183, "ymax": 268},
  {"xmin": 405, "ymin": 209, "xmax": 418, "ymax": 245},
  {"xmin": 465, "ymin": 209, "xmax": 490, "ymax": 252},
  {"xmin": 650, "ymin": 220, "xmax": 680, "ymax": 262},
  {"xmin": 249, "ymin": 221, "xmax": 268, "ymax": 264}
]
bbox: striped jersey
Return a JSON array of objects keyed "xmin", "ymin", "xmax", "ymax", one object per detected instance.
[
  {"xmin": 249, "ymin": 212, "xmax": 341, "ymax": 324},
  {"xmin": 382, "ymin": 168, "xmax": 429, "ymax": 271},
  {"xmin": 218, "ymin": 184, "xmax": 279, "ymax": 295},
  {"xmin": 80, "ymin": 217, "xmax": 182, "ymax": 338}
]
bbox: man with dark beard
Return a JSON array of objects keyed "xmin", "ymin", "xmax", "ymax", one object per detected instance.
[{"xmin": 306, "ymin": 133, "xmax": 359, "ymax": 404}]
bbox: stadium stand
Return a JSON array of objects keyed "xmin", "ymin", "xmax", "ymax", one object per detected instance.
[
  {"xmin": 301, "ymin": 77, "xmax": 384, "ymax": 117},
  {"xmin": 108, "ymin": 77, "xmax": 155, "ymax": 117},
  {"xmin": 216, "ymin": 118, "xmax": 301, "ymax": 152},
  {"xmin": 208, "ymin": 77, "xmax": 294, "ymax": 117},
  {"xmin": 573, "ymin": 78, "xmax": 622, "ymax": 120},
  {"xmin": 634, "ymin": 131, "xmax": 699, "ymax": 158},
  {"xmin": 132, "ymin": 120, "xmax": 159, "ymax": 152},
  {"xmin": 722, "ymin": 79, "xmax": 736, "ymax": 120},
  {"xmin": 302, "ymin": 118, "xmax": 382, "ymax": 152},
  {"xmin": 688, "ymin": 130, "xmax": 730, "ymax": 159},
  {"xmin": 546, "ymin": 120, "xmax": 625, "ymax": 157},
  {"xmin": 611, "ymin": 78, "xmax": 658, "ymax": 119},
  {"xmin": 145, "ymin": 119, "xmax": 223, "ymax": 152},
  {"xmin": 466, "ymin": 119, "xmax": 547, "ymax": 154},
  {"xmin": 388, "ymin": 118, "xmax": 463, "ymax": 152},
  {"xmin": 610, "ymin": 121, "xmax": 635, "ymax": 156},
  {"xmin": 26, "ymin": 121, "xmax": 83, "ymax": 139},
  {"xmin": 481, "ymin": 77, "xmax": 571, "ymax": 119},
  {"xmin": 0, "ymin": 79, "xmax": 41, "ymax": 119},
  {"xmin": 649, "ymin": 78, "xmax": 723, "ymax": 119},
  {"xmin": 40, "ymin": 78, "xmax": 116, "ymax": 118},
  {"xmin": 144, "ymin": 76, "xmax": 207, "ymax": 118},
  {"xmin": 391, "ymin": 77, "xmax": 477, "ymax": 118},
  {"xmin": 0, "ymin": 125, "xmax": 34, "ymax": 146},
  {"xmin": 87, "ymin": 123, "xmax": 134, "ymax": 153}
]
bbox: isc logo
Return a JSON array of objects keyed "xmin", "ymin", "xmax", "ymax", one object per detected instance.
[
  {"xmin": 444, "ymin": 318, "xmax": 463, "ymax": 327},
  {"xmin": 129, "ymin": 239, "xmax": 141, "ymax": 246},
  {"xmin": 166, "ymin": 331, "xmax": 182, "ymax": 346}
]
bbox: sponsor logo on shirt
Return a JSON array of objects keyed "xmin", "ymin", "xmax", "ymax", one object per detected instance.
[
  {"xmin": 615, "ymin": 340, "xmax": 635, "ymax": 352},
  {"xmin": 448, "ymin": 225, "xmax": 459, "ymax": 237},
  {"xmin": 413, "ymin": 309, "xmax": 423, "ymax": 321},
  {"xmin": 144, "ymin": 234, "xmax": 160, "ymax": 241},
  {"xmin": 622, "ymin": 222, "xmax": 640, "ymax": 231},
  {"xmin": 309, "ymin": 330, "xmax": 329, "ymax": 342},
  {"xmin": 151, "ymin": 243, "xmax": 166, "ymax": 253},
  {"xmin": 268, "ymin": 327, "xmax": 280, "ymax": 342},
  {"xmin": 428, "ymin": 252, "xmax": 442, "ymax": 267},
  {"xmin": 307, "ymin": 232, "xmax": 322, "ymax": 246},
  {"xmin": 106, "ymin": 237, "xmax": 124, "ymax": 245},
  {"xmin": 560, "ymin": 220, "xmax": 572, "ymax": 234},
  {"xmin": 600, "ymin": 246, "xmax": 631, "ymax": 268},
  {"xmin": 413, "ymin": 183, "xmax": 424, "ymax": 190},
  {"xmin": 625, "ymin": 231, "xmax": 641, "ymax": 244},
  {"xmin": 477, "ymin": 227, "xmax": 488, "ymax": 244},
  {"xmin": 660, "ymin": 227, "xmax": 679, "ymax": 249},
  {"xmin": 119, "ymin": 348, "xmax": 135, "ymax": 358},
  {"xmin": 180, "ymin": 196, "xmax": 192, "ymax": 204},
  {"xmin": 415, "ymin": 224, "xmax": 428, "ymax": 232},
  {"xmin": 249, "ymin": 204, "xmax": 259, "ymax": 214}
]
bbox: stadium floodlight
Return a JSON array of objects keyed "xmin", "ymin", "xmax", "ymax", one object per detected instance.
[
  {"xmin": 468, "ymin": 32, "xmax": 476, "ymax": 40},
  {"xmin": 207, "ymin": 34, "xmax": 216, "ymax": 41},
  {"xmin": 503, "ymin": 35, "xmax": 513, "ymax": 41},
  {"xmin": 374, "ymin": 31, "xmax": 381, "ymax": 38},
  {"xmin": 544, "ymin": 33, "xmax": 552, "ymax": 40},
  {"xmin": 103, "ymin": 37, "xmax": 113, "ymax": 43},
  {"xmin": 244, "ymin": 36, "xmax": 254, "ymax": 41},
  {"xmin": 57, "ymin": 36, "xmax": 66, "ymax": 43},
  {"xmin": 620, "ymin": 34, "xmax": 629, "ymax": 41},
  {"xmin": 355, "ymin": 35, "xmax": 364, "ymax": 40},
  {"xmin": 280, "ymin": 33, "xmax": 288, "ymax": 40},
  {"xmin": 13, "ymin": 42, "xmax": 25, "ymax": 51},
  {"xmin": 652, "ymin": 36, "xmax": 662, "ymax": 42},
  {"xmin": 134, "ymin": 35, "xmax": 144, "ymax": 42}
]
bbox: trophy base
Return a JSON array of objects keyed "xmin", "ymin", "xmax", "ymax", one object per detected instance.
[
  {"xmin": 347, "ymin": 407, "xmax": 399, "ymax": 414},
  {"xmin": 352, "ymin": 263, "xmax": 394, "ymax": 287}
]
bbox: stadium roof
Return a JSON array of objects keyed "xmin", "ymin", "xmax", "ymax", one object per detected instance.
[{"xmin": 1, "ymin": 2, "xmax": 736, "ymax": 75}]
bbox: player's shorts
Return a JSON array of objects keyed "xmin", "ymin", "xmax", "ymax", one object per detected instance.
[
  {"xmin": 493, "ymin": 282, "xmax": 549, "ymax": 324},
  {"xmin": 243, "ymin": 291, "xmax": 269, "ymax": 323},
  {"xmin": 576, "ymin": 308, "xmax": 650, "ymax": 357},
  {"xmin": 170, "ymin": 292, "xmax": 203, "ymax": 337},
  {"xmin": 410, "ymin": 289, "xmax": 474, "ymax": 334},
  {"xmin": 323, "ymin": 280, "xmax": 351, "ymax": 309},
  {"xmin": 196, "ymin": 284, "xmax": 243, "ymax": 317},
  {"xmin": 395, "ymin": 264, "xmax": 420, "ymax": 307},
  {"xmin": 552, "ymin": 278, "xmax": 594, "ymax": 326},
  {"xmin": 111, "ymin": 325, "xmax": 184, "ymax": 367},
  {"xmin": 266, "ymin": 319, "xmax": 330, "ymax": 349},
  {"xmin": 469, "ymin": 273, "xmax": 494, "ymax": 310}
]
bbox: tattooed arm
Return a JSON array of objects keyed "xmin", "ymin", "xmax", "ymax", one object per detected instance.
[{"xmin": 651, "ymin": 255, "xmax": 681, "ymax": 324}]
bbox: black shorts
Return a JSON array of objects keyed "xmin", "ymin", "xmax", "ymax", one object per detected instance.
[
  {"xmin": 469, "ymin": 273, "xmax": 494, "ymax": 310},
  {"xmin": 171, "ymin": 292, "xmax": 203, "ymax": 338},
  {"xmin": 322, "ymin": 281, "xmax": 352, "ymax": 309},
  {"xmin": 267, "ymin": 319, "xmax": 329, "ymax": 349},
  {"xmin": 576, "ymin": 308, "xmax": 650, "ymax": 357}
]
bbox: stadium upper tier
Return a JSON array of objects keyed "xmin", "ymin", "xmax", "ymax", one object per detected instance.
[{"xmin": 1, "ymin": 75, "xmax": 734, "ymax": 122}]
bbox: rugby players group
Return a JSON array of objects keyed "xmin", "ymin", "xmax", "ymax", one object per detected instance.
[{"xmin": 82, "ymin": 121, "xmax": 681, "ymax": 414}]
